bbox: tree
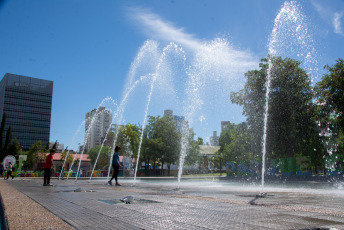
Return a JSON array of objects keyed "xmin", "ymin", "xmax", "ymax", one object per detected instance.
[
  {"xmin": 197, "ymin": 137, "xmax": 204, "ymax": 145},
  {"xmin": 52, "ymin": 140, "xmax": 58, "ymax": 150},
  {"xmin": 219, "ymin": 122, "xmax": 254, "ymax": 164},
  {"xmin": 184, "ymin": 131, "xmax": 201, "ymax": 166},
  {"xmin": 231, "ymin": 56, "xmax": 316, "ymax": 159},
  {"xmin": 87, "ymin": 145, "xmax": 112, "ymax": 170},
  {"xmin": 0, "ymin": 125, "xmax": 12, "ymax": 159},
  {"xmin": 0, "ymin": 113, "xmax": 6, "ymax": 161},
  {"xmin": 116, "ymin": 124, "xmax": 140, "ymax": 159},
  {"xmin": 142, "ymin": 115, "xmax": 181, "ymax": 175},
  {"xmin": 142, "ymin": 116, "xmax": 165, "ymax": 172},
  {"xmin": 24, "ymin": 141, "xmax": 45, "ymax": 171},
  {"xmin": 60, "ymin": 150, "xmax": 75, "ymax": 165},
  {"xmin": 0, "ymin": 113, "xmax": 6, "ymax": 149},
  {"xmin": 7, "ymin": 138, "xmax": 22, "ymax": 157},
  {"xmin": 315, "ymin": 58, "xmax": 344, "ymax": 153},
  {"xmin": 4, "ymin": 126, "xmax": 12, "ymax": 151},
  {"xmin": 106, "ymin": 131, "xmax": 115, "ymax": 148},
  {"xmin": 218, "ymin": 122, "xmax": 236, "ymax": 160}
]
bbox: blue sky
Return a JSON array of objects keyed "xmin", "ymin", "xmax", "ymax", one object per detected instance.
[{"xmin": 0, "ymin": 0, "xmax": 343, "ymax": 150}]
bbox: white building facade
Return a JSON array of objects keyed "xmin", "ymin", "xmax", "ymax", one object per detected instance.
[
  {"xmin": 209, "ymin": 131, "xmax": 219, "ymax": 146},
  {"xmin": 85, "ymin": 107, "xmax": 112, "ymax": 152},
  {"xmin": 164, "ymin": 109, "xmax": 189, "ymax": 132}
]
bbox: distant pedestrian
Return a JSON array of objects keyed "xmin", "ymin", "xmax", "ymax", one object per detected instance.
[
  {"xmin": 0, "ymin": 162, "xmax": 5, "ymax": 179},
  {"xmin": 108, "ymin": 146, "xmax": 122, "ymax": 186},
  {"xmin": 6, "ymin": 162, "xmax": 14, "ymax": 180},
  {"xmin": 44, "ymin": 149, "xmax": 55, "ymax": 186}
]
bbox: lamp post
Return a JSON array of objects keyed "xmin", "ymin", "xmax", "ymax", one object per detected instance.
[{"xmin": 220, "ymin": 154, "xmax": 222, "ymax": 176}]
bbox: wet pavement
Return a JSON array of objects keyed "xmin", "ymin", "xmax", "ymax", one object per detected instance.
[{"xmin": 2, "ymin": 177, "xmax": 344, "ymax": 229}]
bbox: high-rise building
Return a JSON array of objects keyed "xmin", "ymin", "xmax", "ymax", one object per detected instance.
[
  {"xmin": 0, "ymin": 73, "xmax": 53, "ymax": 150},
  {"xmin": 164, "ymin": 109, "xmax": 188, "ymax": 132},
  {"xmin": 85, "ymin": 107, "xmax": 112, "ymax": 152},
  {"xmin": 221, "ymin": 121, "xmax": 230, "ymax": 133},
  {"xmin": 209, "ymin": 131, "xmax": 219, "ymax": 146}
]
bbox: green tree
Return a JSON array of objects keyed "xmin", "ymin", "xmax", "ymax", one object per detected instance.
[
  {"xmin": 338, "ymin": 131, "xmax": 344, "ymax": 154},
  {"xmin": 52, "ymin": 140, "xmax": 58, "ymax": 150},
  {"xmin": 184, "ymin": 131, "xmax": 201, "ymax": 166},
  {"xmin": 142, "ymin": 135, "xmax": 163, "ymax": 170},
  {"xmin": 24, "ymin": 141, "xmax": 45, "ymax": 171},
  {"xmin": 4, "ymin": 126, "xmax": 12, "ymax": 151},
  {"xmin": 219, "ymin": 122, "xmax": 254, "ymax": 164},
  {"xmin": 7, "ymin": 138, "xmax": 22, "ymax": 158},
  {"xmin": 218, "ymin": 122, "xmax": 236, "ymax": 161},
  {"xmin": 142, "ymin": 115, "xmax": 181, "ymax": 175},
  {"xmin": 116, "ymin": 124, "xmax": 140, "ymax": 158},
  {"xmin": 0, "ymin": 125, "xmax": 13, "ymax": 159},
  {"xmin": 106, "ymin": 131, "xmax": 115, "ymax": 148},
  {"xmin": 0, "ymin": 113, "xmax": 6, "ymax": 150},
  {"xmin": 87, "ymin": 145, "xmax": 112, "ymax": 170},
  {"xmin": 0, "ymin": 113, "xmax": 6, "ymax": 161},
  {"xmin": 197, "ymin": 137, "xmax": 204, "ymax": 145},
  {"xmin": 142, "ymin": 116, "xmax": 164, "ymax": 172},
  {"xmin": 60, "ymin": 150, "xmax": 75, "ymax": 165},
  {"xmin": 315, "ymin": 58, "xmax": 344, "ymax": 155},
  {"xmin": 231, "ymin": 56, "xmax": 316, "ymax": 159}
]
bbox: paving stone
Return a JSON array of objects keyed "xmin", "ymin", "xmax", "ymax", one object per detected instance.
[{"xmin": 1, "ymin": 178, "xmax": 344, "ymax": 230}]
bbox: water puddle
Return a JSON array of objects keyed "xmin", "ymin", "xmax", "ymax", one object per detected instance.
[{"xmin": 99, "ymin": 198, "xmax": 161, "ymax": 205}]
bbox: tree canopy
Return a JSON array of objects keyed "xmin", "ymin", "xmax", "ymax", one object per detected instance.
[
  {"xmin": 87, "ymin": 145, "xmax": 112, "ymax": 170},
  {"xmin": 219, "ymin": 122, "xmax": 253, "ymax": 164},
  {"xmin": 231, "ymin": 56, "xmax": 316, "ymax": 159},
  {"xmin": 115, "ymin": 123, "xmax": 141, "ymax": 158},
  {"xmin": 316, "ymin": 59, "xmax": 344, "ymax": 133},
  {"xmin": 315, "ymin": 58, "xmax": 344, "ymax": 156},
  {"xmin": 23, "ymin": 141, "xmax": 45, "ymax": 171},
  {"xmin": 142, "ymin": 115, "xmax": 181, "ymax": 170}
]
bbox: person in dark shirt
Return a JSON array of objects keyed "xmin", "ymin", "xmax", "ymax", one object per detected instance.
[
  {"xmin": 0, "ymin": 162, "xmax": 5, "ymax": 179},
  {"xmin": 108, "ymin": 146, "xmax": 122, "ymax": 186},
  {"xmin": 6, "ymin": 162, "xmax": 14, "ymax": 180},
  {"xmin": 43, "ymin": 149, "xmax": 55, "ymax": 186}
]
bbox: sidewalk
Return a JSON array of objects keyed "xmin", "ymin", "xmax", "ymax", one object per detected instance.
[
  {"xmin": 1, "ymin": 177, "xmax": 344, "ymax": 229},
  {"xmin": 0, "ymin": 179, "xmax": 74, "ymax": 230}
]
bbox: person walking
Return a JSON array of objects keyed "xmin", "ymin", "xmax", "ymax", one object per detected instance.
[
  {"xmin": 108, "ymin": 146, "xmax": 122, "ymax": 186},
  {"xmin": 44, "ymin": 149, "xmax": 55, "ymax": 186},
  {"xmin": 6, "ymin": 162, "xmax": 14, "ymax": 180}
]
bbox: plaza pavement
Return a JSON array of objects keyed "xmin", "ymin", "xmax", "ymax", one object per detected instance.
[{"xmin": 1, "ymin": 176, "xmax": 344, "ymax": 230}]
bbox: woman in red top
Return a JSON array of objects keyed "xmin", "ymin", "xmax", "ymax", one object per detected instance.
[{"xmin": 44, "ymin": 149, "xmax": 55, "ymax": 186}]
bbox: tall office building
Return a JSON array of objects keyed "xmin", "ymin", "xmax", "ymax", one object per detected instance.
[
  {"xmin": 164, "ymin": 109, "xmax": 189, "ymax": 132},
  {"xmin": 0, "ymin": 73, "xmax": 53, "ymax": 150},
  {"xmin": 221, "ymin": 121, "xmax": 230, "ymax": 133},
  {"xmin": 209, "ymin": 131, "xmax": 219, "ymax": 146},
  {"xmin": 85, "ymin": 107, "xmax": 112, "ymax": 152}
]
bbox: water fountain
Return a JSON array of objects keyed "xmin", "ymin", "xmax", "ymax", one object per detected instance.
[
  {"xmin": 261, "ymin": 1, "xmax": 317, "ymax": 191},
  {"xmin": 66, "ymin": 1, "xmax": 322, "ymax": 192},
  {"xmin": 61, "ymin": 97, "xmax": 116, "ymax": 181},
  {"xmin": 46, "ymin": 3, "xmax": 344, "ymax": 229}
]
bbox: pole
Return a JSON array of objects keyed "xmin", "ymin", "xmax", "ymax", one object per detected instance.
[{"xmin": 220, "ymin": 156, "xmax": 222, "ymax": 176}]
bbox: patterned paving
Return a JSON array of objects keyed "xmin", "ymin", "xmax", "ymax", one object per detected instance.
[{"xmin": 6, "ymin": 178, "xmax": 344, "ymax": 230}]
